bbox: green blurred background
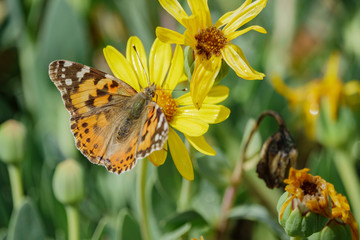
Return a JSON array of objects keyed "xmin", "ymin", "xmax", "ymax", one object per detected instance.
[{"xmin": 1, "ymin": 0, "xmax": 360, "ymax": 239}]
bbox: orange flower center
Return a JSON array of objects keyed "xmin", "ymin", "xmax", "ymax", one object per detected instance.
[
  {"xmin": 195, "ymin": 26, "xmax": 227, "ymax": 59},
  {"xmin": 154, "ymin": 90, "xmax": 177, "ymax": 123}
]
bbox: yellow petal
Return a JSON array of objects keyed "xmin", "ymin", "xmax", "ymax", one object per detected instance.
[
  {"xmin": 214, "ymin": 11, "xmax": 234, "ymax": 28},
  {"xmin": 182, "ymin": 15, "xmax": 200, "ymax": 49},
  {"xmin": 170, "ymin": 115, "xmax": 209, "ymax": 137},
  {"xmin": 226, "ymin": 25, "xmax": 267, "ymax": 41},
  {"xmin": 156, "ymin": 27, "xmax": 185, "ymax": 45},
  {"xmin": 126, "ymin": 36, "xmax": 149, "ymax": 89},
  {"xmin": 149, "ymin": 38, "xmax": 172, "ymax": 87},
  {"xmin": 148, "ymin": 143, "xmax": 168, "ymax": 166},
  {"xmin": 344, "ymin": 80, "xmax": 360, "ymax": 96},
  {"xmin": 176, "ymin": 85, "xmax": 229, "ymax": 105},
  {"xmin": 158, "ymin": 0, "xmax": 188, "ymax": 26},
  {"xmin": 190, "ymin": 56, "xmax": 222, "ymax": 109},
  {"xmin": 323, "ymin": 52, "xmax": 340, "ymax": 85},
  {"xmin": 163, "ymin": 44, "xmax": 188, "ymax": 91},
  {"xmin": 168, "ymin": 128, "xmax": 194, "ymax": 180},
  {"xmin": 271, "ymin": 74, "xmax": 301, "ymax": 104},
  {"xmin": 187, "ymin": 0, "xmax": 212, "ymax": 29},
  {"xmin": 203, "ymin": 85, "xmax": 229, "ymax": 104},
  {"xmin": 176, "ymin": 104, "xmax": 230, "ymax": 124},
  {"xmin": 223, "ymin": 0, "xmax": 267, "ymax": 36},
  {"xmin": 185, "ymin": 134, "xmax": 216, "ymax": 156},
  {"xmin": 214, "ymin": 0, "xmax": 252, "ymax": 28},
  {"xmin": 221, "ymin": 44, "xmax": 264, "ymax": 80},
  {"xmin": 103, "ymin": 45, "xmax": 140, "ymax": 91}
]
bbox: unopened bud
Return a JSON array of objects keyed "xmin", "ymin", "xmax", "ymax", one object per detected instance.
[
  {"xmin": 0, "ymin": 120, "xmax": 26, "ymax": 164},
  {"xmin": 53, "ymin": 159, "xmax": 85, "ymax": 205}
]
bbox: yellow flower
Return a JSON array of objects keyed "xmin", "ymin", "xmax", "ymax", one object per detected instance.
[
  {"xmin": 280, "ymin": 167, "xmax": 332, "ymax": 219},
  {"xmin": 328, "ymin": 183, "xmax": 359, "ymax": 240},
  {"xmin": 272, "ymin": 52, "xmax": 360, "ymax": 138},
  {"xmin": 103, "ymin": 37, "xmax": 230, "ymax": 180},
  {"xmin": 156, "ymin": 0, "xmax": 267, "ymax": 109}
]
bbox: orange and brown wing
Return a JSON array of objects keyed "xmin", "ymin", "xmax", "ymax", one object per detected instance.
[
  {"xmin": 49, "ymin": 60, "xmax": 137, "ymax": 116},
  {"xmin": 49, "ymin": 60, "xmax": 137, "ymax": 166},
  {"xmin": 103, "ymin": 103, "xmax": 169, "ymax": 174},
  {"xmin": 136, "ymin": 103, "xmax": 169, "ymax": 159}
]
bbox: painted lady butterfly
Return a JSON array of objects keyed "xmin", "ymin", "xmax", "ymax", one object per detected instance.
[{"xmin": 49, "ymin": 60, "xmax": 169, "ymax": 174}]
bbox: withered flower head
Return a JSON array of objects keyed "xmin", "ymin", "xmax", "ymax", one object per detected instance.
[
  {"xmin": 281, "ymin": 168, "xmax": 332, "ymax": 219},
  {"xmin": 257, "ymin": 127, "xmax": 298, "ymax": 188},
  {"xmin": 328, "ymin": 183, "xmax": 359, "ymax": 240}
]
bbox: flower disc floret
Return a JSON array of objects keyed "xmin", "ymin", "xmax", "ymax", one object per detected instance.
[
  {"xmin": 155, "ymin": 89, "xmax": 178, "ymax": 122},
  {"xmin": 195, "ymin": 26, "xmax": 227, "ymax": 59}
]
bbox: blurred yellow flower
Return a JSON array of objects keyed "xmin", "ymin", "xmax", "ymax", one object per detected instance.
[
  {"xmin": 156, "ymin": 0, "xmax": 267, "ymax": 109},
  {"xmin": 104, "ymin": 37, "xmax": 230, "ymax": 180},
  {"xmin": 280, "ymin": 167, "xmax": 332, "ymax": 219},
  {"xmin": 272, "ymin": 52, "xmax": 360, "ymax": 138},
  {"xmin": 328, "ymin": 183, "xmax": 359, "ymax": 240}
]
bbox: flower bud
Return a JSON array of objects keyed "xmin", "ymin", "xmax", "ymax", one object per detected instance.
[
  {"xmin": 308, "ymin": 219, "xmax": 352, "ymax": 240},
  {"xmin": 277, "ymin": 192, "xmax": 329, "ymax": 237},
  {"xmin": 53, "ymin": 159, "xmax": 85, "ymax": 205},
  {"xmin": 0, "ymin": 120, "xmax": 26, "ymax": 164},
  {"xmin": 257, "ymin": 127, "xmax": 297, "ymax": 188}
]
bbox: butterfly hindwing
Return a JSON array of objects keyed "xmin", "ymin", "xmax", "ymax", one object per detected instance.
[{"xmin": 136, "ymin": 103, "xmax": 169, "ymax": 159}]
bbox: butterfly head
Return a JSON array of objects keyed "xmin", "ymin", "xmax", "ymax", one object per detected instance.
[{"xmin": 144, "ymin": 83, "xmax": 157, "ymax": 100}]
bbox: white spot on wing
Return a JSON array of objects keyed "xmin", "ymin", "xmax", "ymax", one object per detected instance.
[
  {"xmin": 61, "ymin": 74, "xmax": 65, "ymax": 78},
  {"xmin": 65, "ymin": 78, "xmax": 72, "ymax": 85},
  {"xmin": 105, "ymin": 74, "xmax": 113, "ymax": 79},
  {"xmin": 76, "ymin": 66, "xmax": 90, "ymax": 80},
  {"xmin": 64, "ymin": 61, "xmax": 72, "ymax": 67}
]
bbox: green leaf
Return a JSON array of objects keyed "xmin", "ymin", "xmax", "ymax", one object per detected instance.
[
  {"xmin": 119, "ymin": 211, "xmax": 142, "ymax": 240},
  {"xmin": 191, "ymin": 180, "xmax": 221, "ymax": 224},
  {"xmin": 95, "ymin": 168, "xmax": 137, "ymax": 214},
  {"xmin": 229, "ymin": 204, "xmax": 287, "ymax": 240},
  {"xmin": 37, "ymin": 0, "xmax": 90, "ymax": 64},
  {"xmin": 160, "ymin": 223, "xmax": 191, "ymax": 240},
  {"xmin": 156, "ymin": 156, "xmax": 182, "ymax": 204},
  {"xmin": 7, "ymin": 198, "xmax": 45, "ymax": 240},
  {"xmin": 0, "ymin": 0, "xmax": 24, "ymax": 48},
  {"xmin": 196, "ymin": 149, "xmax": 230, "ymax": 188},
  {"xmin": 164, "ymin": 210, "xmax": 207, "ymax": 230}
]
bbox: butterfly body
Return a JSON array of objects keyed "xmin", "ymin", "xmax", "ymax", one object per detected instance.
[{"xmin": 49, "ymin": 60, "xmax": 168, "ymax": 174}]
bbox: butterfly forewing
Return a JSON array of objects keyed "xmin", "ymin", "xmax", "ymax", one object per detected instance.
[{"xmin": 49, "ymin": 60, "xmax": 169, "ymax": 174}]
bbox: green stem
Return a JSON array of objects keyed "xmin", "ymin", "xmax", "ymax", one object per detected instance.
[
  {"xmin": 91, "ymin": 217, "xmax": 107, "ymax": 240},
  {"xmin": 178, "ymin": 178, "xmax": 191, "ymax": 211},
  {"xmin": 65, "ymin": 205, "xmax": 80, "ymax": 240},
  {"xmin": 8, "ymin": 164, "xmax": 24, "ymax": 208},
  {"xmin": 290, "ymin": 237, "xmax": 303, "ymax": 240},
  {"xmin": 333, "ymin": 150, "xmax": 360, "ymax": 222},
  {"xmin": 138, "ymin": 160, "xmax": 151, "ymax": 240}
]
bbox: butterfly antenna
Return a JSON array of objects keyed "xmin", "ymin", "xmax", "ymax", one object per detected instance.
[{"xmin": 132, "ymin": 45, "xmax": 151, "ymax": 86}]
